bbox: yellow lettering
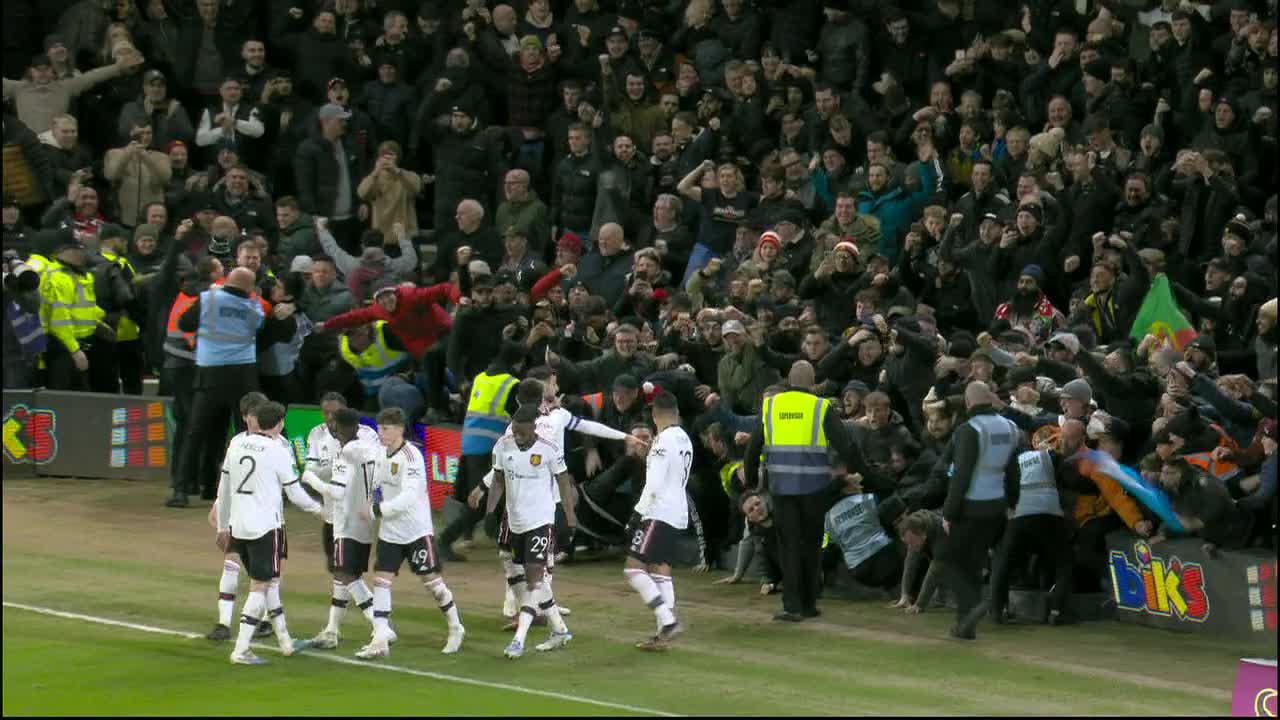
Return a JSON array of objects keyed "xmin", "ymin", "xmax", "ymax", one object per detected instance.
[
  {"xmin": 1152, "ymin": 559, "xmax": 1169, "ymax": 612},
  {"xmin": 1163, "ymin": 568, "xmax": 1187, "ymax": 617}
]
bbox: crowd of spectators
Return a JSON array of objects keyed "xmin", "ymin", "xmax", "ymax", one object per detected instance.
[{"xmin": 2, "ymin": 0, "xmax": 1277, "ymax": 625}]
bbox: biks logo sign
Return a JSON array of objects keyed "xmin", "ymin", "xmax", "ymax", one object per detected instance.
[
  {"xmin": 1109, "ymin": 541, "xmax": 1210, "ymax": 622},
  {"xmin": 2, "ymin": 405, "xmax": 58, "ymax": 464}
]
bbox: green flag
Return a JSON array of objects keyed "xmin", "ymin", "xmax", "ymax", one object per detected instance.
[{"xmin": 1129, "ymin": 274, "xmax": 1197, "ymax": 351}]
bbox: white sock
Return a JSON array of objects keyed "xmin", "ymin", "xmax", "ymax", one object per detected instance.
[
  {"xmin": 625, "ymin": 568, "xmax": 675, "ymax": 628},
  {"xmin": 425, "ymin": 577, "xmax": 463, "ymax": 630},
  {"xmin": 651, "ymin": 573, "xmax": 676, "ymax": 622},
  {"xmin": 500, "ymin": 551, "xmax": 520, "ymax": 616},
  {"xmin": 326, "ymin": 580, "xmax": 349, "ymax": 633},
  {"xmin": 266, "ymin": 579, "xmax": 291, "ymax": 644},
  {"xmin": 346, "ymin": 579, "xmax": 375, "ymax": 625},
  {"xmin": 217, "ymin": 560, "xmax": 239, "ymax": 627},
  {"xmin": 513, "ymin": 585, "xmax": 538, "ymax": 644},
  {"xmin": 372, "ymin": 577, "xmax": 393, "ymax": 638},
  {"xmin": 534, "ymin": 582, "xmax": 568, "ymax": 634},
  {"xmin": 233, "ymin": 590, "xmax": 265, "ymax": 655}
]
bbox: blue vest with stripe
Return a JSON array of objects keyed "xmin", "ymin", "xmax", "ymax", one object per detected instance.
[
  {"xmin": 195, "ymin": 288, "xmax": 263, "ymax": 367},
  {"xmin": 1014, "ymin": 449, "xmax": 1063, "ymax": 517},
  {"xmin": 964, "ymin": 413, "xmax": 1019, "ymax": 502}
]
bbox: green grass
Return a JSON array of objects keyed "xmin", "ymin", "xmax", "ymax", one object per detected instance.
[{"xmin": 1, "ymin": 479, "xmax": 1250, "ymax": 716}]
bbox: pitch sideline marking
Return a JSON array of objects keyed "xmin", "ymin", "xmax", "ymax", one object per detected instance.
[{"xmin": 3, "ymin": 601, "xmax": 679, "ymax": 717}]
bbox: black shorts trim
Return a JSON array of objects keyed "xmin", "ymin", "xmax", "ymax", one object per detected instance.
[
  {"xmin": 322, "ymin": 523, "xmax": 335, "ymax": 572},
  {"xmin": 232, "ymin": 528, "xmax": 286, "ymax": 582},
  {"xmin": 625, "ymin": 514, "xmax": 680, "ymax": 567},
  {"xmin": 374, "ymin": 536, "xmax": 440, "ymax": 576},
  {"xmin": 334, "ymin": 537, "xmax": 372, "ymax": 577},
  {"xmin": 496, "ymin": 511, "xmax": 512, "ymax": 552},
  {"xmin": 509, "ymin": 524, "xmax": 555, "ymax": 566}
]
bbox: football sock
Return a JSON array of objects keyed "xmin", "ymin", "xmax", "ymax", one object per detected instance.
[
  {"xmin": 625, "ymin": 568, "xmax": 674, "ymax": 628},
  {"xmin": 217, "ymin": 560, "xmax": 240, "ymax": 627},
  {"xmin": 266, "ymin": 579, "xmax": 291, "ymax": 644},
  {"xmin": 326, "ymin": 580, "xmax": 349, "ymax": 633},
  {"xmin": 234, "ymin": 590, "xmax": 265, "ymax": 655},
  {"xmin": 372, "ymin": 577, "xmax": 393, "ymax": 639},
  {"xmin": 425, "ymin": 577, "xmax": 462, "ymax": 629},
  {"xmin": 651, "ymin": 573, "xmax": 676, "ymax": 623},
  {"xmin": 513, "ymin": 585, "xmax": 538, "ymax": 644},
  {"xmin": 346, "ymin": 579, "xmax": 375, "ymax": 625},
  {"xmin": 534, "ymin": 582, "xmax": 568, "ymax": 634},
  {"xmin": 500, "ymin": 551, "xmax": 520, "ymax": 615}
]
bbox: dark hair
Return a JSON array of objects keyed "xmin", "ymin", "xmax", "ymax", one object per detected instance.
[
  {"xmin": 255, "ymin": 401, "xmax": 287, "ymax": 430},
  {"xmin": 361, "ymin": 229, "xmax": 384, "ymax": 248},
  {"xmin": 515, "ymin": 378, "xmax": 544, "ymax": 406},
  {"xmin": 311, "ymin": 254, "xmax": 337, "ymax": 270},
  {"xmin": 239, "ymin": 391, "xmax": 269, "ymax": 416},
  {"xmin": 276, "ymin": 196, "xmax": 299, "ymax": 210},
  {"xmin": 512, "ymin": 405, "xmax": 540, "ymax": 425},
  {"xmin": 900, "ymin": 510, "xmax": 933, "ymax": 536},
  {"xmin": 320, "ymin": 391, "xmax": 348, "ymax": 407},
  {"xmin": 652, "ymin": 390, "xmax": 678, "ymax": 413},
  {"xmin": 333, "ymin": 407, "xmax": 361, "ymax": 436},
  {"xmin": 526, "ymin": 366, "xmax": 554, "ymax": 382},
  {"xmin": 377, "ymin": 406, "xmax": 407, "ymax": 426}
]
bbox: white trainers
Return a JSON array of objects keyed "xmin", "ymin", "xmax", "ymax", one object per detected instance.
[
  {"xmin": 355, "ymin": 640, "xmax": 390, "ymax": 660},
  {"xmin": 503, "ymin": 638, "xmax": 524, "ymax": 659},
  {"xmin": 535, "ymin": 630, "xmax": 572, "ymax": 652},
  {"xmin": 442, "ymin": 625, "xmax": 466, "ymax": 654},
  {"xmin": 557, "ymin": 605, "xmax": 572, "ymax": 617},
  {"xmin": 311, "ymin": 629, "xmax": 340, "ymax": 650},
  {"xmin": 230, "ymin": 649, "xmax": 268, "ymax": 665},
  {"xmin": 370, "ymin": 627, "xmax": 398, "ymax": 646},
  {"xmin": 279, "ymin": 637, "xmax": 313, "ymax": 657}
]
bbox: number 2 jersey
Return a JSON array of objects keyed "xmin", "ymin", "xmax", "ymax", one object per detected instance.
[
  {"xmin": 492, "ymin": 434, "xmax": 567, "ymax": 534},
  {"xmin": 373, "ymin": 441, "xmax": 433, "ymax": 544},
  {"xmin": 636, "ymin": 426, "xmax": 693, "ymax": 529},
  {"xmin": 307, "ymin": 423, "xmax": 379, "ymax": 524},
  {"xmin": 217, "ymin": 431, "xmax": 317, "ymax": 540}
]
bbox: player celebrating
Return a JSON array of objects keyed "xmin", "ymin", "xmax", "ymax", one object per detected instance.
[
  {"xmin": 357, "ymin": 407, "xmax": 466, "ymax": 660},
  {"xmin": 487, "ymin": 405, "xmax": 576, "ymax": 658},
  {"xmin": 206, "ymin": 391, "xmax": 276, "ymax": 642},
  {"xmin": 303, "ymin": 405, "xmax": 381, "ymax": 649},
  {"xmin": 214, "ymin": 401, "xmax": 325, "ymax": 665},
  {"xmin": 624, "ymin": 391, "xmax": 692, "ymax": 651}
]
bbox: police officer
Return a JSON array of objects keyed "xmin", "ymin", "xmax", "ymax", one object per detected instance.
[
  {"xmin": 338, "ymin": 319, "xmax": 412, "ymax": 411},
  {"xmin": 38, "ymin": 229, "xmax": 106, "ymax": 391},
  {"xmin": 743, "ymin": 361, "xmax": 878, "ymax": 622},
  {"xmin": 940, "ymin": 381, "xmax": 1022, "ymax": 640},
  {"xmin": 439, "ymin": 340, "xmax": 526, "ymax": 561},
  {"xmin": 92, "ymin": 224, "xmax": 143, "ymax": 395},
  {"xmin": 172, "ymin": 267, "xmax": 292, "ymax": 506}
]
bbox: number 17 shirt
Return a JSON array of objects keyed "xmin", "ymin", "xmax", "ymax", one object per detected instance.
[{"xmin": 637, "ymin": 426, "xmax": 693, "ymax": 529}]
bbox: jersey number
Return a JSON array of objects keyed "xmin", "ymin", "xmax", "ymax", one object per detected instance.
[
  {"xmin": 237, "ymin": 456, "xmax": 256, "ymax": 494},
  {"xmin": 361, "ymin": 461, "xmax": 375, "ymax": 498},
  {"xmin": 679, "ymin": 450, "xmax": 693, "ymax": 487}
]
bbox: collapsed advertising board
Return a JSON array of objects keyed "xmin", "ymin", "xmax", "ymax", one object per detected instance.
[
  {"xmin": 1107, "ymin": 532, "xmax": 1277, "ymax": 647},
  {"xmin": 2, "ymin": 392, "xmax": 459, "ymax": 507}
]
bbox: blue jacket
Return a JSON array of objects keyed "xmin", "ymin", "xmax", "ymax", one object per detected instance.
[{"xmin": 856, "ymin": 158, "xmax": 941, "ymax": 263}]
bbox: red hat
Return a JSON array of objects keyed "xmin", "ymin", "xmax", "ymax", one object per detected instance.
[
  {"xmin": 557, "ymin": 231, "xmax": 583, "ymax": 255},
  {"xmin": 833, "ymin": 240, "xmax": 859, "ymax": 258},
  {"xmin": 756, "ymin": 230, "xmax": 781, "ymax": 253},
  {"xmin": 166, "ymin": 140, "xmax": 186, "ymax": 153},
  {"xmin": 652, "ymin": 288, "xmax": 669, "ymax": 302},
  {"xmin": 641, "ymin": 381, "xmax": 662, "ymax": 405}
]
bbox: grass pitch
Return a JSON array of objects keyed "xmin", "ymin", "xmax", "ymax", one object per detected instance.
[{"xmin": 2, "ymin": 478, "xmax": 1245, "ymax": 716}]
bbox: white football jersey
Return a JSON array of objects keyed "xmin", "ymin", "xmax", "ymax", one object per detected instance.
[
  {"xmin": 635, "ymin": 425, "xmax": 693, "ymax": 529},
  {"xmin": 332, "ymin": 436, "xmax": 381, "ymax": 543},
  {"xmin": 374, "ymin": 441, "xmax": 433, "ymax": 544},
  {"xmin": 307, "ymin": 423, "xmax": 378, "ymax": 523},
  {"xmin": 493, "ymin": 434, "xmax": 566, "ymax": 534},
  {"xmin": 219, "ymin": 432, "xmax": 303, "ymax": 540}
]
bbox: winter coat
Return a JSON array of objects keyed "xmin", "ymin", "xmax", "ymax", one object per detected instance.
[
  {"xmin": 293, "ymin": 134, "xmax": 367, "ymax": 219},
  {"xmin": 856, "ymin": 158, "xmax": 940, "ymax": 264},
  {"xmin": 2, "ymin": 63, "xmax": 126, "ymax": 134},
  {"xmin": 357, "ymin": 167, "xmax": 422, "ymax": 237},
  {"xmin": 102, "ymin": 146, "xmax": 171, "ymax": 227}
]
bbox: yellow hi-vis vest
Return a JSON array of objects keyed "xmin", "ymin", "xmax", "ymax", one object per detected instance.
[
  {"xmin": 340, "ymin": 320, "xmax": 410, "ymax": 396},
  {"xmin": 462, "ymin": 371, "xmax": 518, "ymax": 455},
  {"xmin": 762, "ymin": 390, "xmax": 831, "ymax": 495},
  {"xmin": 101, "ymin": 250, "xmax": 140, "ymax": 342},
  {"xmin": 39, "ymin": 261, "xmax": 104, "ymax": 354}
]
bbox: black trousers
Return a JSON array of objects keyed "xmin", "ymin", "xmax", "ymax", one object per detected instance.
[
  {"xmin": 990, "ymin": 513, "xmax": 1072, "ymax": 617},
  {"xmin": 773, "ymin": 492, "xmax": 829, "ymax": 615},
  {"xmin": 854, "ymin": 541, "xmax": 907, "ymax": 589},
  {"xmin": 86, "ymin": 340, "xmax": 119, "ymax": 394},
  {"xmin": 116, "ymin": 339, "xmax": 145, "ymax": 396},
  {"xmin": 938, "ymin": 514, "xmax": 1006, "ymax": 623},
  {"xmin": 180, "ymin": 367, "xmax": 258, "ymax": 498},
  {"xmin": 439, "ymin": 453, "xmax": 492, "ymax": 546},
  {"xmin": 161, "ymin": 364, "xmax": 196, "ymax": 494},
  {"xmin": 1074, "ymin": 513, "xmax": 1123, "ymax": 592},
  {"xmin": 45, "ymin": 339, "xmax": 91, "ymax": 391},
  {"xmin": 420, "ymin": 338, "xmax": 450, "ymax": 414}
]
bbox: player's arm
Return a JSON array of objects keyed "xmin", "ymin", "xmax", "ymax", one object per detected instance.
[
  {"xmin": 376, "ymin": 455, "xmax": 426, "ymax": 518},
  {"xmin": 486, "ymin": 469, "xmax": 506, "ymax": 515},
  {"xmin": 279, "ymin": 452, "xmax": 324, "ymax": 515},
  {"xmin": 554, "ymin": 452, "xmax": 576, "ymax": 528},
  {"xmin": 215, "ymin": 457, "xmax": 232, "ymax": 532},
  {"xmin": 566, "ymin": 415, "xmax": 629, "ymax": 441},
  {"xmin": 303, "ymin": 468, "xmax": 346, "ymax": 499}
]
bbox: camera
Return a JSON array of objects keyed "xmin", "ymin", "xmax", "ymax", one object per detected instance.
[{"xmin": 3, "ymin": 253, "xmax": 39, "ymax": 293}]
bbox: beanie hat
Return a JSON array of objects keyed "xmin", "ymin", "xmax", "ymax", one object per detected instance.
[
  {"xmin": 1082, "ymin": 60, "xmax": 1110, "ymax": 83},
  {"xmin": 1140, "ymin": 123, "xmax": 1164, "ymax": 142},
  {"xmin": 833, "ymin": 240, "xmax": 859, "ymax": 258},
  {"xmin": 1018, "ymin": 203, "xmax": 1044, "ymax": 224},
  {"xmin": 756, "ymin": 230, "xmax": 781, "ymax": 254},
  {"xmin": 1020, "ymin": 264, "xmax": 1045, "ymax": 285},
  {"xmin": 133, "ymin": 223, "xmax": 160, "ymax": 243},
  {"xmin": 557, "ymin": 231, "xmax": 583, "ymax": 256},
  {"xmin": 1061, "ymin": 378, "xmax": 1093, "ymax": 405},
  {"xmin": 1224, "ymin": 217, "xmax": 1253, "ymax": 244}
]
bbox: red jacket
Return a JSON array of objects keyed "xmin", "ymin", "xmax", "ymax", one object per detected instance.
[{"xmin": 323, "ymin": 283, "xmax": 455, "ymax": 359}]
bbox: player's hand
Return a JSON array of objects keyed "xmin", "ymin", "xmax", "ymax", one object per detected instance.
[
  {"xmin": 72, "ymin": 350, "xmax": 89, "ymax": 372},
  {"xmin": 207, "ymin": 504, "xmax": 218, "ymax": 529},
  {"xmin": 713, "ymin": 574, "xmax": 741, "ymax": 585},
  {"xmin": 215, "ymin": 531, "xmax": 231, "ymax": 552},
  {"xmin": 585, "ymin": 448, "xmax": 602, "ymax": 478},
  {"xmin": 467, "ymin": 485, "xmax": 485, "ymax": 510}
]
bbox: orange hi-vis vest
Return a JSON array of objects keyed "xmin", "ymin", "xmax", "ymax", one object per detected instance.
[
  {"xmin": 1183, "ymin": 424, "xmax": 1241, "ymax": 481},
  {"xmin": 165, "ymin": 291, "xmax": 199, "ymax": 361},
  {"xmin": 582, "ymin": 392, "xmax": 604, "ymax": 416}
]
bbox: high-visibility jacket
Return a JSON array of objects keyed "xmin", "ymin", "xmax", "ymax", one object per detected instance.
[
  {"xmin": 339, "ymin": 320, "xmax": 410, "ymax": 396},
  {"xmin": 762, "ymin": 390, "xmax": 832, "ymax": 496},
  {"xmin": 26, "ymin": 253, "xmax": 51, "ymax": 276},
  {"xmin": 462, "ymin": 371, "xmax": 518, "ymax": 455},
  {"xmin": 39, "ymin": 261, "xmax": 104, "ymax": 354},
  {"xmin": 194, "ymin": 287, "xmax": 263, "ymax": 367},
  {"xmin": 719, "ymin": 460, "xmax": 744, "ymax": 496},
  {"xmin": 101, "ymin": 250, "xmax": 140, "ymax": 342},
  {"xmin": 1183, "ymin": 424, "xmax": 1241, "ymax": 481},
  {"xmin": 583, "ymin": 392, "xmax": 605, "ymax": 416},
  {"xmin": 165, "ymin": 291, "xmax": 199, "ymax": 362}
]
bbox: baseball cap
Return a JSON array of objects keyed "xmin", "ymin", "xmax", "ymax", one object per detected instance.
[
  {"xmin": 1047, "ymin": 332, "xmax": 1080, "ymax": 355},
  {"xmin": 614, "ymin": 373, "xmax": 640, "ymax": 390},
  {"xmin": 721, "ymin": 319, "xmax": 746, "ymax": 336},
  {"xmin": 30, "ymin": 54, "xmax": 51, "ymax": 69},
  {"xmin": 606, "ymin": 26, "xmax": 627, "ymax": 40},
  {"xmin": 317, "ymin": 103, "xmax": 352, "ymax": 121},
  {"xmin": 143, "ymin": 69, "xmax": 166, "ymax": 84}
]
